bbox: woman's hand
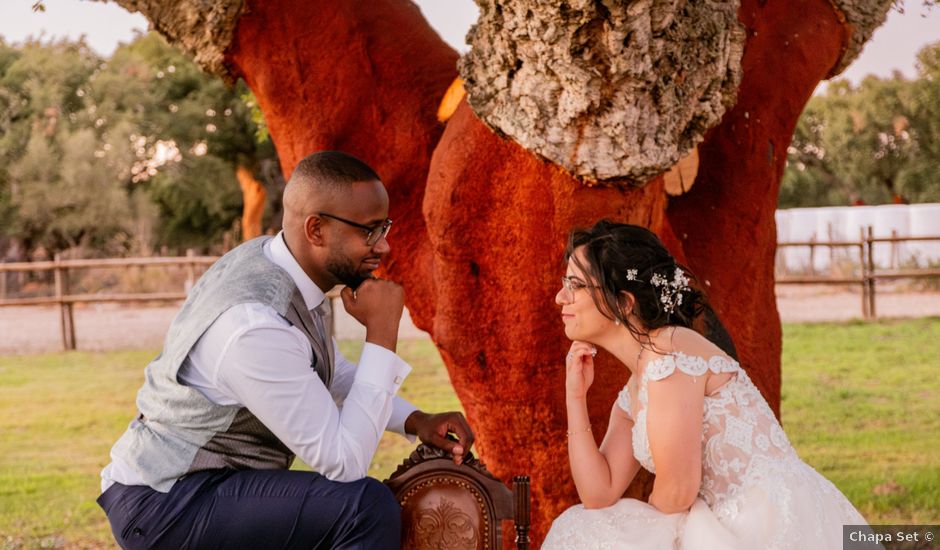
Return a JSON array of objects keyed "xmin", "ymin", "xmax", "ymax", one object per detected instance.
[{"xmin": 565, "ymin": 341, "xmax": 597, "ymax": 399}]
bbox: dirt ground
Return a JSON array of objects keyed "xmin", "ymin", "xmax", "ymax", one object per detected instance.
[{"xmin": 1, "ymin": 286, "xmax": 939, "ymax": 355}]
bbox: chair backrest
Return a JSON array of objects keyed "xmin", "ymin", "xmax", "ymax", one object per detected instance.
[{"xmin": 384, "ymin": 444, "xmax": 530, "ymax": 550}]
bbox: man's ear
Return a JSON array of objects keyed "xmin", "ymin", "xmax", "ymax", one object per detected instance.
[{"xmin": 304, "ymin": 215, "xmax": 325, "ymax": 246}]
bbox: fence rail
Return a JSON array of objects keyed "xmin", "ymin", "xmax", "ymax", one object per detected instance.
[
  {"xmin": 2, "ymin": 228, "xmax": 939, "ymax": 350},
  {"xmin": 776, "ymin": 227, "xmax": 940, "ymax": 319},
  {"xmin": 0, "ymin": 250, "xmax": 217, "ymax": 350},
  {"xmin": 0, "ymin": 250, "xmax": 348, "ymax": 351}
]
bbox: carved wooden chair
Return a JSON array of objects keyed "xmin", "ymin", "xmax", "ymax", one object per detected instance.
[{"xmin": 384, "ymin": 444, "xmax": 530, "ymax": 550}]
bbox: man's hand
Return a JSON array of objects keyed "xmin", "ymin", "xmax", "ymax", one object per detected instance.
[
  {"xmin": 340, "ymin": 278, "xmax": 404, "ymax": 351},
  {"xmin": 405, "ymin": 410, "xmax": 475, "ymax": 465}
]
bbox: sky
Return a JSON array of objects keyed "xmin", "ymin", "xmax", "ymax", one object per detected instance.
[{"xmin": 0, "ymin": 0, "xmax": 937, "ymax": 89}]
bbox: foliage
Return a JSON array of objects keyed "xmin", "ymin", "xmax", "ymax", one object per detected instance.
[
  {"xmin": 0, "ymin": 33, "xmax": 281, "ymax": 259},
  {"xmin": 782, "ymin": 41, "xmax": 940, "ymax": 207}
]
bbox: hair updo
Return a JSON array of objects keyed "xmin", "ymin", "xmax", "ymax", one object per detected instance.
[{"xmin": 564, "ymin": 219, "xmax": 712, "ymax": 345}]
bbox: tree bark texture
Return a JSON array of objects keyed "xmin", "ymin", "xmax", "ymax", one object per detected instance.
[
  {"xmin": 109, "ymin": 0, "xmax": 892, "ymax": 545},
  {"xmin": 459, "ymin": 0, "xmax": 746, "ymax": 183},
  {"xmin": 226, "ymin": 0, "xmax": 459, "ymax": 328},
  {"xmin": 105, "ymin": 0, "xmax": 245, "ymax": 80}
]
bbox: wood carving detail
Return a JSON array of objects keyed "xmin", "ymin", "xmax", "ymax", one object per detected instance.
[{"xmin": 410, "ymin": 498, "xmax": 480, "ymax": 550}]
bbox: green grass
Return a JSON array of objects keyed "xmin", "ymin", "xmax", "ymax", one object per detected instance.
[
  {"xmin": 1, "ymin": 319, "xmax": 938, "ymax": 547},
  {"xmin": 0, "ymin": 341, "xmax": 461, "ymax": 549},
  {"xmin": 780, "ymin": 318, "xmax": 940, "ymax": 524}
]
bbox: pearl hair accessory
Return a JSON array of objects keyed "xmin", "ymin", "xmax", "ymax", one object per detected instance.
[
  {"xmin": 650, "ymin": 267, "xmax": 691, "ymax": 314},
  {"xmin": 627, "ymin": 266, "xmax": 690, "ymax": 315}
]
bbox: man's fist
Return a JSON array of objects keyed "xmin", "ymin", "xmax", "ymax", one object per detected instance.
[{"xmin": 340, "ymin": 278, "xmax": 404, "ymax": 351}]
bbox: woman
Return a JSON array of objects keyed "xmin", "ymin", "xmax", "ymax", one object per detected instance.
[{"xmin": 542, "ymin": 220, "xmax": 872, "ymax": 549}]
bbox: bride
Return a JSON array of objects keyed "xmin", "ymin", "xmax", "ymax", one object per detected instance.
[{"xmin": 542, "ymin": 220, "xmax": 873, "ymax": 549}]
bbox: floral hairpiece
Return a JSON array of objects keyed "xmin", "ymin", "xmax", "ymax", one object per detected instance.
[{"xmin": 628, "ymin": 266, "xmax": 690, "ymax": 314}]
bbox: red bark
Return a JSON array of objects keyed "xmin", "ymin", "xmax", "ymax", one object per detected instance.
[
  {"xmin": 227, "ymin": 0, "xmax": 459, "ymax": 326},
  {"xmin": 667, "ymin": 0, "xmax": 848, "ymax": 415},
  {"xmin": 220, "ymin": 0, "xmax": 851, "ymax": 545},
  {"xmin": 421, "ymin": 0, "xmax": 848, "ymax": 542},
  {"xmin": 423, "ymin": 100, "xmax": 666, "ymax": 534}
]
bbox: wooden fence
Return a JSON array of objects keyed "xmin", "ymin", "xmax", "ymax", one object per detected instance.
[
  {"xmin": 2, "ymin": 228, "xmax": 939, "ymax": 350},
  {"xmin": 776, "ymin": 227, "xmax": 940, "ymax": 319},
  {"xmin": 0, "ymin": 250, "xmax": 348, "ymax": 351},
  {"xmin": 0, "ymin": 251, "xmax": 216, "ymax": 350}
]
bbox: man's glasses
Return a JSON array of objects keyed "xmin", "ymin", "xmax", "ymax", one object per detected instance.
[{"xmin": 318, "ymin": 212, "xmax": 393, "ymax": 246}]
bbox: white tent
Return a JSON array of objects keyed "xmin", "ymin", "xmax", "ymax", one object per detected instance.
[
  {"xmin": 871, "ymin": 205, "xmax": 911, "ymax": 268},
  {"xmin": 775, "ymin": 203, "xmax": 940, "ymax": 273},
  {"xmin": 908, "ymin": 203, "xmax": 940, "ymax": 266},
  {"xmin": 774, "ymin": 210, "xmax": 791, "ymax": 272},
  {"xmin": 783, "ymin": 208, "xmax": 820, "ymax": 272}
]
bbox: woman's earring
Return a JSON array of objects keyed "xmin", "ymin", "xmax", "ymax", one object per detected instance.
[{"xmin": 615, "ymin": 319, "xmax": 621, "ymax": 326}]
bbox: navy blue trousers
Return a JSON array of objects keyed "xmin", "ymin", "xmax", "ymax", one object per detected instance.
[{"xmin": 97, "ymin": 469, "xmax": 401, "ymax": 550}]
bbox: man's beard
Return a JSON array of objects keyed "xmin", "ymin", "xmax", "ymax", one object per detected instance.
[{"xmin": 325, "ymin": 251, "xmax": 372, "ymax": 289}]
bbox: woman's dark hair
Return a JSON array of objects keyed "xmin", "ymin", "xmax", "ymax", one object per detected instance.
[{"xmin": 565, "ymin": 219, "xmax": 736, "ymax": 357}]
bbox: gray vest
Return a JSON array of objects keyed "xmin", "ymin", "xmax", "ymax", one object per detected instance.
[{"xmin": 110, "ymin": 236, "xmax": 334, "ymax": 492}]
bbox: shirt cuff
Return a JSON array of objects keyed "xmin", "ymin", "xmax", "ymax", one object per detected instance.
[
  {"xmin": 353, "ymin": 342, "xmax": 412, "ymax": 393},
  {"xmin": 387, "ymin": 397, "xmax": 419, "ymax": 442}
]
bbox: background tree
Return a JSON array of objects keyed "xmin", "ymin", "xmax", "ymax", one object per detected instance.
[
  {"xmin": 782, "ymin": 40, "xmax": 940, "ymax": 207},
  {"xmin": 898, "ymin": 40, "xmax": 940, "ymax": 202},
  {"xmin": 90, "ymin": 32, "xmax": 279, "ymax": 250},
  {"xmin": 0, "ymin": 38, "xmax": 131, "ymax": 258},
  {"xmin": 0, "ymin": 33, "xmax": 281, "ymax": 259}
]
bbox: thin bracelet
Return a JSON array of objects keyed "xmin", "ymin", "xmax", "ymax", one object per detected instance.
[{"xmin": 566, "ymin": 425, "xmax": 592, "ymax": 438}]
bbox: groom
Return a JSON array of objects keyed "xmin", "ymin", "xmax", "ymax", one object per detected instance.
[{"xmin": 97, "ymin": 151, "xmax": 474, "ymax": 549}]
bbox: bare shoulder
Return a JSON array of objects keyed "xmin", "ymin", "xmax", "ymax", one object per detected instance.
[{"xmin": 652, "ymin": 326, "xmax": 727, "ymax": 359}]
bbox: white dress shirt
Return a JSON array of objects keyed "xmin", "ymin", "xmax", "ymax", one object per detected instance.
[{"xmin": 101, "ymin": 232, "xmax": 417, "ymax": 491}]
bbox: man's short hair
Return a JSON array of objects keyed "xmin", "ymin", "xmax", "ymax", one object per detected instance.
[{"xmin": 288, "ymin": 151, "xmax": 381, "ymax": 191}]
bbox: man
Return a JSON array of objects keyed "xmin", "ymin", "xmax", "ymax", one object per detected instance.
[{"xmin": 98, "ymin": 151, "xmax": 474, "ymax": 549}]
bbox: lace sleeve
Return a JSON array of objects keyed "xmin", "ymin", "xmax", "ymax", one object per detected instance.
[
  {"xmin": 615, "ymin": 384, "xmax": 634, "ymax": 420},
  {"xmin": 645, "ymin": 352, "xmax": 738, "ymax": 381}
]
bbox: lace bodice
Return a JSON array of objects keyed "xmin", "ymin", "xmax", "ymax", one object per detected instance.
[
  {"xmin": 545, "ymin": 351, "xmax": 871, "ymax": 549},
  {"xmin": 617, "ymin": 353, "xmax": 820, "ymax": 522}
]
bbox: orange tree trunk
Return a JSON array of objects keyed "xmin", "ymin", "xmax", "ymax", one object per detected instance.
[
  {"xmin": 227, "ymin": 0, "xmax": 458, "ymax": 325},
  {"xmin": 218, "ymin": 0, "xmax": 849, "ymax": 544},
  {"xmin": 236, "ymin": 164, "xmax": 266, "ymax": 241},
  {"xmin": 667, "ymin": 0, "xmax": 848, "ymax": 415}
]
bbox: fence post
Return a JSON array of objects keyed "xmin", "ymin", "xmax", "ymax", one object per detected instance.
[
  {"xmin": 890, "ymin": 229, "xmax": 898, "ymax": 270},
  {"xmin": 808, "ymin": 235, "xmax": 816, "ymax": 276},
  {"xmin": 859, "ymin": 228, "xmax": 869, "ymax": 319},
  {"xmin": 54, "ymin": 253, "xmax": 76, "ymax": 350},
  {"xmin": 867, "ymin": 225, "xmax": 876, "ymax": 320},
  {"xmin": 185, "ymin": 249, "xmax": 196, "ymax": 293}
]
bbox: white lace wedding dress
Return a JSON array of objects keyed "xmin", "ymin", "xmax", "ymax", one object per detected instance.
[{"xmin": 543, "ymin": 352, "xmax": 871, "ymax": 549}]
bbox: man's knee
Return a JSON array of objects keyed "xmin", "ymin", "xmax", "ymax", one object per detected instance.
[{"xmin": 357, "ymin": 477, "xmax": 400, "ymax": 523}]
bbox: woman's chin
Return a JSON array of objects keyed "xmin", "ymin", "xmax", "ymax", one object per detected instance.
[{"xmin": 563, "ymin": 326, "xmax": 588, "ymax": 342}]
